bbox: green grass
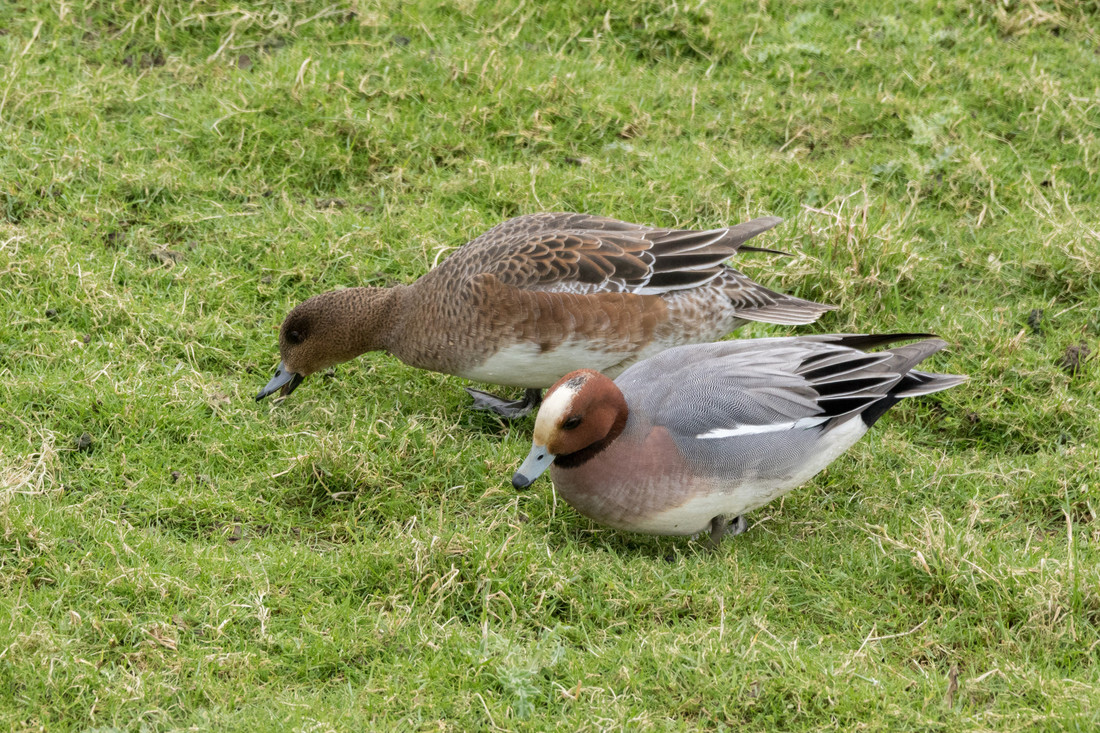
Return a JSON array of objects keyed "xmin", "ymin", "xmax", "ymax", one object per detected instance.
[{"xmin": 2, "ymin": 0, "xmax": 1099, "ymax": 729}]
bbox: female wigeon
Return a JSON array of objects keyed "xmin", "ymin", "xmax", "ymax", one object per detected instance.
[
  {"xmin": 512, "ymin": 334, "xmax": 966, "ymax": 544},
  {"xmin": 257, "ymin": 212, "xmax": 834, "ymax": 416}
]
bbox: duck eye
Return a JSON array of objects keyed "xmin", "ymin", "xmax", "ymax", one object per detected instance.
[
  {"xmin": 287, "ymin": 330, "xmax": 304, "ymax": 345},
  {"xmin": 562, "ymin": 416, "xmax": 582, "ymax": 430}
]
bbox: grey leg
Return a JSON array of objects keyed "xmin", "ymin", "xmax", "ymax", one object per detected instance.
[{"xmin": 707, "ymin": 514, "xmax": 748, "ymax": 548}]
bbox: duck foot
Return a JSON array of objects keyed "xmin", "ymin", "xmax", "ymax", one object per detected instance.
[
  {"xmin": 464, "ymin": 387, "xmax": 543, "ymax": 419},
  {"xmin": 706, "ymin": 515, "xmax": 749, "ymax": 548}
]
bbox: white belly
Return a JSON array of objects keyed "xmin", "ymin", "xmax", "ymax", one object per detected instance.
[
  {"xmin": 457, "ymin": 341, "xmax": 629, "ymax": 388},
  {"xmin": 456, "ymin": 331, "xmax": 740, "ymax": 388}
]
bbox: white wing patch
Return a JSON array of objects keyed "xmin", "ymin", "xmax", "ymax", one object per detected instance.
[{"xmin": 695, "ymin": 415, "xmax": 831, "ymax": 440}]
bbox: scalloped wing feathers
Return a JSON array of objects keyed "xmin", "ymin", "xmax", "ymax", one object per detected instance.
[{"xmin": 448, "ymin": 213, "xmax": 787, "ymax": 296}]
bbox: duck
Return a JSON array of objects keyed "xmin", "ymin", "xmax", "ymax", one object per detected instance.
[
  {"xmin": 256, "ymin": 212, "xmax": 835, "ymax": 417},
  {"xmin": 512, "ymin": 334, "xmax": 966, "ymax": 544}
]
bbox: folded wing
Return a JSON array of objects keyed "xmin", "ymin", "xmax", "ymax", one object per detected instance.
[
  {"xmin": 616, "ymin": 335, "xmax": 966, "ymax": 439},
  {"xmin": 462, "ymin": 213, "xmax": 788, "ymax": 296}
]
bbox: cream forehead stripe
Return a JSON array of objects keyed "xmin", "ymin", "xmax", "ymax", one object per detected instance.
[{"xmin": 533, "ymin": 382, "xmax": 581, "ymax": 446}]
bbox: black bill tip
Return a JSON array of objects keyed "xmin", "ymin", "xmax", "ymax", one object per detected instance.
[
  {"xmin": 512, "ymin": 472, "xmax": 532, "ymax": 490},
  {"xmin": 256, "ymin": 362, "xmax": 304, "ymax": 401}
]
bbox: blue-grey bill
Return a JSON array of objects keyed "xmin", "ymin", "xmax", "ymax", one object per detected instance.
[
  {"xmin": 256, "ymin": 362, "xmax": 304, "ymax": 401},
  {"xmin": 512, "ymin": 443, "xmax": 555, "ymax": 489}
]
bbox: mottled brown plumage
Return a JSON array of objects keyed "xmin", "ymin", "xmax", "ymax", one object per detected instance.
[{"xmin": 257, "ymin": 212, "xmax": 835, "ymax": 410}]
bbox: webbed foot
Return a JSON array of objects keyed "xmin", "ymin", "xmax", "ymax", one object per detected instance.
[{"xmin": 464, "ymin": 387, "xmax": 543, "ymax": 419}]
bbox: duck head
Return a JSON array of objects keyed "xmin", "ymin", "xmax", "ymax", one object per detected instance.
[
  {"xmin": 512, "ymin": 369, "xmax": 629, "ymax": 488},
  {"xmin": 256, "ymin": 287, "xmax": 401, "ymax": 401}
]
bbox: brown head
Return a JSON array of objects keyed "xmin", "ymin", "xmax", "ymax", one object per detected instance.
[
  {"xmin": 512, "ymin": 369, "xmax": 629, "ymax": 488},
  {"xmin": 256, "ymin": 287, "xmax": 403, "ymax": 401}
]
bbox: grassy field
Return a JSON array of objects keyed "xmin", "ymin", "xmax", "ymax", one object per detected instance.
[{"xmin": 2, "ymin": 0, "xmax": 1099, "ymax": 729}]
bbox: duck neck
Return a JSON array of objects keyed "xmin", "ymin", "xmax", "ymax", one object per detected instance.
[{"xmin": 335, "ymin": 285, "xmax": 408, "ymax": 358}]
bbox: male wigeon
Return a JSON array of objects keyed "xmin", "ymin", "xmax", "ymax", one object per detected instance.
[
  {"xmin": 257, "ymin": 212, "xmax": 834, "ymax": 416},
  {"xmin": 512, "ymin": 334, "xmax": 966, "ymax": 544}
]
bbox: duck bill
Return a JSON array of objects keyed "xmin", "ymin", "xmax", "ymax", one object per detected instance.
[
  {"xmin": 512, "ymin": 443, "xmax": 555, "ymax": 489},
  {"xmin": 255, "ymin": 362, "xmax": 305, "ymax": 401}
]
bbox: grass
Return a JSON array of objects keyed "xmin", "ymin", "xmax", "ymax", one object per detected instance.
[{"xmin": 1, "ymin": 0, "xmax": 1099, "ymax": 729}]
